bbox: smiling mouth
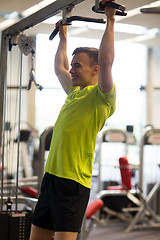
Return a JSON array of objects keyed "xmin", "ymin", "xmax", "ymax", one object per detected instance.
[{"xmin": 72, "ymin": 75, "xmax": 78, "ymax": 79}]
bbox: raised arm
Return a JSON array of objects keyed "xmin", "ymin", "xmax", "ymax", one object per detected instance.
[
  {"xmin": 98, "ymin": 0, "xmax": 116, "ymax": 93},
  {"xmin": 54, "ymin": 22, "xmax": 72, "ymax": 94}
]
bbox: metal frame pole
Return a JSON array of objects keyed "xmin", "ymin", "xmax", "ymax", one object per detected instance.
[
  {"xmin": 0, "ymin": 34, "xmax": 8, "ymax": 148},
  {"xmin": 0, "ymin": 0, "xmax": 86, "ymax": 148},
  {"xmin": 0, "ymin": 34, "xmax": 8, "ymax": 210}
]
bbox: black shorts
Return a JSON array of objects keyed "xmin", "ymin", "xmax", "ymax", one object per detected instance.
[{"xmin": 32, "ymin": 173, "xmax": 90, "ymax": 232}]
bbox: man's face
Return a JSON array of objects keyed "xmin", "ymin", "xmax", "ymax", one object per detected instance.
[{"xmin": 69, "ymin": 53, "xmax": 97, "ymax": 89}]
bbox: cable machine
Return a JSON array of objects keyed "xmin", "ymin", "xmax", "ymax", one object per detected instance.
[
  {"xmin": 0, "ymin": 1, "xmax": 127, "ymax": 239},
  {"xmin": 97, "ymin": 127, "xmax": 136, "ymax": 192}
]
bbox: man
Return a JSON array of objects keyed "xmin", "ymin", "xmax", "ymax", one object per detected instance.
[{"xmin": 30, "ymin": 0, "xmax": 116, "ymax": 239}]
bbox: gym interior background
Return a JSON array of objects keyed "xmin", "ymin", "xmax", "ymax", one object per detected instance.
[{"xmin": 0, "ymin": 0, "xmax": 160, "ymax": 239}]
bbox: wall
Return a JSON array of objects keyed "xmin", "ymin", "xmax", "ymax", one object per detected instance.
[
  {"xmin": 142, "ymin": 47, "xmax": 160, "ymax": 196},
  {"xmin": 151, "ymin": 47, "xmax": 160, "ymax": 128},
  {"xmin": 146, "ymin": 47, "xmax": 160, "ymax": 128}
]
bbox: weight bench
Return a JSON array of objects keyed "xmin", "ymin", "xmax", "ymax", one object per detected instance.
[
  {"xmin": 98, "ymin": 156, "xmax": 160, "ymax": 232},
  {"xmin": 99, "ymin": 157, "xmax": 139, "ymax": 223}
]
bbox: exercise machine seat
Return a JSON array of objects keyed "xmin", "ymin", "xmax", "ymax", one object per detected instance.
[
  {"xmin": 20, "ymin": 187, "xmax": 37, "ymax": 198},
  {"xmin": 86, "ymin": 199, "xmax": 104, "ymax": 219},
  {"xmin": 107, "ymin": 157, "xmax": 132, "ymax": 190}
]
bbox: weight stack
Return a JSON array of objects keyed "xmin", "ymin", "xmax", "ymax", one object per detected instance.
[{"xmin": 0, "ymin": 211, "xmax": 32, "ymax": 240}]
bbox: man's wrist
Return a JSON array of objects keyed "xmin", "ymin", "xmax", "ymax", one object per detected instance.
[
  {"xmin": 107, "ymin": 17, "xmax": 115, "ymax": 25},
  {"xmin": 109, "ymin": 17, "xmax": 115, "ymax": 21},
  {"xmin": 60, "ymin": 32, "xmax": 67, "ymax": 40}
]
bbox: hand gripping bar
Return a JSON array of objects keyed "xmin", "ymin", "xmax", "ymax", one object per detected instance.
[
  {"xmin": 49, "ymin": 16, "xmax": 106, "ymax": 40},
  {"xmin": 92, "ymin": 1, "xmax": 127, "ymax": 16}
]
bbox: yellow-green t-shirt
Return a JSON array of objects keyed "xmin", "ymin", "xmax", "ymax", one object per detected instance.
[{"xmin": 44, "ymin": 84, "xmax": 116, "ymax": 188}]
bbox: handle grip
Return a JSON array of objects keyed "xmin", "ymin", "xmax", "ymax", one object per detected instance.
[
  {"xmin": 100, "ymin": 1, "xmax": 125, "ymax": 11},
  {"xmin": 49, "ymin": 25, "xmax": 60, "ymax": 40},
  {"xmin": 92, "ymin": 1, "xmax": 127, "ymax": 15}
]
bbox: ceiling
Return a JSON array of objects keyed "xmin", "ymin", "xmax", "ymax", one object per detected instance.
[{"xmin": 0, "ymin": 0, "xmax": 160, "ymax": 47}]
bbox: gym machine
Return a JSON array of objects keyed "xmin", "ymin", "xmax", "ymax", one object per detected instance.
[
  {"xmin": 94, "ymin": 128, "xmax": 160, "ymax": 233},
  {"xmin": 97, "ymin": 127, "xmax": 136, "ymax": 192},
  {"xmin": 0, "ymin": 35, "xmax": 38, "ymax": 240},
  {"xmin": 125, "ymin": 128, "xmax": 160, "ymax": 232},
  {"xmin": 0, "ymin": 1, "xmax": 127, "ymax": 239},
  {"xmin": 121, "ymin": 128, "xmax": 160, "ymax": 232}
]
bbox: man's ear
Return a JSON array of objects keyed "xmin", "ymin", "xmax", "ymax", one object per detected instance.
[{"xmin": 93, "ymin": 65, "xmax": 99, "ymax": 74}]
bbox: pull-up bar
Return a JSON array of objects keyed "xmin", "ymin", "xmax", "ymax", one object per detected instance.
[
  {"xmin": 49, "ymin": 16, "xmax": 106, "ymax": 40},
  {"xmin": 49, "ymin": 0, "xmax": 127, "ymax": 40}
]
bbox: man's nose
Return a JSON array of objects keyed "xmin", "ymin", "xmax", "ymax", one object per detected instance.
[{"xmin": 69, "ymin": 67, "xmax": 75, "ymax": 74}]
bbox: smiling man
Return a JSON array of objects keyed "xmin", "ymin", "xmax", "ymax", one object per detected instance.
[
  {"xmin": 30, "ymin": 1, "xmax": 116, "ymax": 240},
  {"xmin": 70, "ymin": 47, "xmax": 99, "ymax": 89}
]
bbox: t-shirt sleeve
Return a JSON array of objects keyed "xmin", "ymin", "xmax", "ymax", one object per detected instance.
[{"xmin": 97, "ymin": 84, "xmax": 116, "ymax": 117}]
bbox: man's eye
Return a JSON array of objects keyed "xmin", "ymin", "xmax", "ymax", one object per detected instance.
[{"xmin": 75, "ymin": 64, "xmax": 81, "ymax": 68}]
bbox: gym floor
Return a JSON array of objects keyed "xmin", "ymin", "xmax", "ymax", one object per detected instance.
[
  {"xmin": 87, "ymin": 222, "xmax": 160, "ymax": 240},
  {"xmin": 87, "ymin": 177, "xmax": 160, "ymax": 240}
]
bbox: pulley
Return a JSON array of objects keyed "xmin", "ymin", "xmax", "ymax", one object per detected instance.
[
  {"xmin": 18, "ymin": 35, "xmax": 36, "ymax": 56},
  {"xmin": 9, "ymin": 34, "xmax": 36, "ymax": 56}
]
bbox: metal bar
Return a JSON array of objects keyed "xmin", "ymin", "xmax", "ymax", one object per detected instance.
[
  {"xmin": 140, "ymin": 7, "xmax": 160, "ymax": 14},
  {"xmin": 0, "ymin": 34, "xmax": 8, "ymax": 148},
  {"xmin": 0, "ymin": 38, "xmax": 8, "ymax": 211},
  {"xmin": 3, "ymin": 0, "xmax": 85, "ymax": 37},
  {"xmin": 15, "ymin": 52, "xmax": 23, "ymax": 212},
  {"xmin": 7, "ymin": 85, "xmax": 28, "ymax": 90},
  {"xmin": 146, "ymin": 48, "xmax": 153, "ymax": 126},
  {"xmin": 139, "ymin": 133, "xmax": 145, "ymax": 189},
  {"xmin": 49, "ymin": 16, "xmax": 106, "ymax": 40}
]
